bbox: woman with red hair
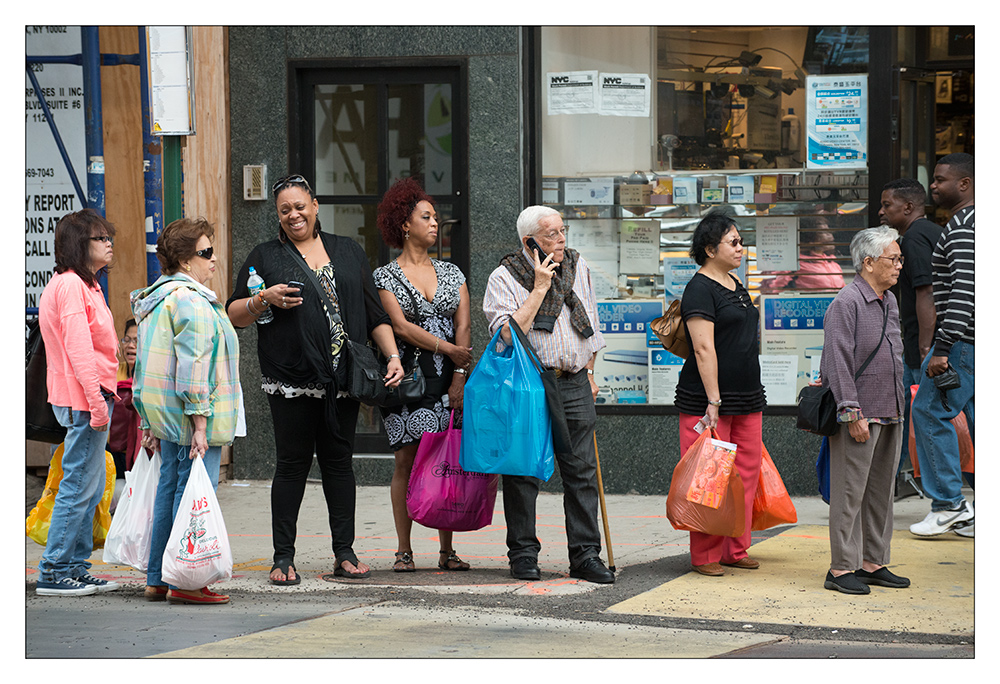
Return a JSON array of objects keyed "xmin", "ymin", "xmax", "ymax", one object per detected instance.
[{"xmin": 375, "ymin": 177, "xmax": 474, "ymax": 573}]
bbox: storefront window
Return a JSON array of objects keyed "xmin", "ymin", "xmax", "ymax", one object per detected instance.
[{"xmin": 540, "ymin": 26, "xmax": 873, "ymax": 408}]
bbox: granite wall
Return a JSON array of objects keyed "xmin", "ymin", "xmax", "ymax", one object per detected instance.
[{"xmin": 227, "ymin": 26, "xmax": 825, "ymax": 497}]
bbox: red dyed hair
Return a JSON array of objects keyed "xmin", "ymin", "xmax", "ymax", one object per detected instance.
[{"xmin": 377, "ymin": 177, "xmax": 433, "ymax": 248}]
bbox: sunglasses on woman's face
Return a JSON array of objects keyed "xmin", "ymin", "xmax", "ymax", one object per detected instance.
[
  {"xmin": 721, "ymin": 236, "xmax": 744, "ymax": 248},
  {"xmin": 194, "ymin": 247, "xmax": 214, "ymax": 260}
]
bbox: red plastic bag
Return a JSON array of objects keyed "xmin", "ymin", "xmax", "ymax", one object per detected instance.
[
  {"xmin": 666, "ymin": 429, "xmax": 745, "ymax": 537},
  {"xmin": 908, "ymin": 385, "xmax": 974, "ymax": 475},
  {"xmin": 751, "ymin": 445, "xmax": 797, "ymax": 530},
  {"xmin": 407, "ymin": 411, "xmax": 499, "ymax": 532}
]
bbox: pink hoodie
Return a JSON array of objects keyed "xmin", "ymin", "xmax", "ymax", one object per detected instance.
[{"xmin": 39, "ymin": 271, "xmax": 119, "ymax": 428}]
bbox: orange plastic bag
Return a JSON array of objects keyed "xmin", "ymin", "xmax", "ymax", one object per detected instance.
[
  {"xmin": 907, "ymin": 385, "xmax": 974, "ymax": 476},
  {"xmin": 666, "ymin": 429, "xmax": 745, "ymax": 537},
  {"xmin": 25, "ymin": 444, "xmax": 115, "ymax": 549},
  {"xmin": 751, "ymin": 446, "xmax": 797, "ymax": 530}
]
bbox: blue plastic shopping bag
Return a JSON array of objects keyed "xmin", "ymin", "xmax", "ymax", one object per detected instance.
[
  {"xmin": 816, "ymin": 436, "xmax": 831, "ymax": 504},
  {"xmin": 460, "ymin": 326, "xmax": 555, "ymax": 481}
]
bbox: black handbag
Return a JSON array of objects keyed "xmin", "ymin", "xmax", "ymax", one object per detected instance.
[
  {"xmin": 26, "ymin": 317, "xmax": 67, "ymax": 444},
  {"xmin": 796, "ymin": 305, "xmax": 887, "ymax": 436},
  {"xmin": 281, "ymin": 241, "xmax": 423, "ymax": 407},
  {"xmin": 509, "ymin": 319, "xmax": 573, "ymax": 454}
]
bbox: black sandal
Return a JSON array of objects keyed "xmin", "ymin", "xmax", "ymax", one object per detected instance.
[
  {"xmin": 438, "ymin": 549, "xmax": 470, "ymax": 571},
  {"xmin": 393, "ymin": 551, "xmax": 416, "ymax": 573},
  {"xmin": 269, "ymin": 559, "xmax": 301, "ymax": 585},
  {"xmin": 333, "ymin": 556, "xmax": 371, "ymax": 579}
]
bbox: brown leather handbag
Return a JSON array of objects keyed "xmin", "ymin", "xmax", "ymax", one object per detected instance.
[{"xmin": 649, "ymin": 299, "xmax": 689, "ymax": 359}]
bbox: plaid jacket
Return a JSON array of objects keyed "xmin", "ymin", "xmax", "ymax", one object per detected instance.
[{"xmin": 131, "ymin": 274, "xmax": 240, "ymax": 446}]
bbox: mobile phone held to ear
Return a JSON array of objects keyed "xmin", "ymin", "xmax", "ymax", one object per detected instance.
[
  {"xmin": 288, "ymin": 280, "xmax": 305, "ymax": 297},
  {"xmin": 525, "ymin": 237, "xmax": 547, "ymax": 262}
]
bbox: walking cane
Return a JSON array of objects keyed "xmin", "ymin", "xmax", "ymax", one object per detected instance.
[{"xmin": 593, "ymin": 432, "xmax": 615, "ymax": 571}]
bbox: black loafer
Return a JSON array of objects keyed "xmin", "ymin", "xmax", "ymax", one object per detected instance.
[
  {"xmin": 824, "ymin": 571, "xmax": 870, "ymax": 595},
  {"xmin": 856, "ymin": 567, "xmax": 910, "ymax": 588},
  {"xmin": 569, "ymin": 557, "xmax": 615, "ymax": 584},
  {"xmin": 510, "ymin": 557, "xmax": 541, "ymax": 580}
]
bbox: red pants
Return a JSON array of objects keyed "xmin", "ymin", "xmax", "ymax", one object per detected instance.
[{"xmin": 679, "ymin": 412, "xmax": 763, "ymax": 566}]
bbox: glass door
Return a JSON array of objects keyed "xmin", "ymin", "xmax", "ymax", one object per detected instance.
[{"xmin": 290, "ymin": 60, "xmax": 468, "ymax": 452}]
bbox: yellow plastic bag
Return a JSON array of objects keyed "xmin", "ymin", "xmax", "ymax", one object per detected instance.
[{"xmin": 26, "ymin": 444, "xmax": 116, "ymax": 549}]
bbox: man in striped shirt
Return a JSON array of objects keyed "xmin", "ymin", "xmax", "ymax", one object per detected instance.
[
  {"xmin": 909, "ymin": 153, "xmax": 975, "ymax": 538},
  {"xmin": 482, "ymin": 205, "xmax": 614, "ymax": 584}
]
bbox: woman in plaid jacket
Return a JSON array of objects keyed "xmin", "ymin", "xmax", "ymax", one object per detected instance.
[{"xmin": 132, "ymin": 217, "xmax": 240, "ymax": 605}]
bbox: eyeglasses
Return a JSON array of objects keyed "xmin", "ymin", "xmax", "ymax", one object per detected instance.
[
  {"xmin": 120, "ymin": 336, "xmax": 137, "ymax": 346},
  {"xmin": 874, "ymin": 255, "xmax": 905, "ymax": 266},
  {"xmin": 536, "ymin": 226, "xmax": 569, "ymax": 241},
  {"xmin": 194, "ymin": 246, "xmax": 214, "ymax": 260},
  {"xmin": 272, "ymin": 174, "xmax": 312, "ymax": 195},
  {"xmin": 90, "ymin": 236, "xmax": 113, "ymax": 244},
  {"xmin": 720, "ymin": 237, "xmax": 744, "ymax": 248}
]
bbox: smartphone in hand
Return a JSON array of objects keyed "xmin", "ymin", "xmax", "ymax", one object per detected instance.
[
  {"xmin": 525, "ymin": 237, "xmax": 547, "ymax": 262},
  {"xmin": 288, "ymin": 280, "xmax": 305, "ymax": 297}
]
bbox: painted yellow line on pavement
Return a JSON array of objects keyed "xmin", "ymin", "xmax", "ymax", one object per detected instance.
[
  {"xmin": 607, "ymin": 525, "xmax": 973, "ymax": 636},
  {"xmin": 149, "ymin": 603, "xmax": 780, "ymax": 658}
]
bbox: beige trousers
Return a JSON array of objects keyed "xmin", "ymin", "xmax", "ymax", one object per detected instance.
[{"xmin": 828, "ymin": 422, "xmax": 903, "ymax": 571}]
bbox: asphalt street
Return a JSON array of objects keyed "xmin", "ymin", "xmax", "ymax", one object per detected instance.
[{"xmin": 24, "ymin": 481, "xmax": 976, "ymax": 663}]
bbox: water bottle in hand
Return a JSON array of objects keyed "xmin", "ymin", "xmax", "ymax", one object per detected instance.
[{"xmin": 247, "ymin": 267, "xmax": 273, "ymax": 324}]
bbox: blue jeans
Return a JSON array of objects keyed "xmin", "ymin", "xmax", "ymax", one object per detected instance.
[
  {"xmin": 37, "ymin": 400, "xmax": 113, "ymax": 583},
  {"xmin": 146, "ymin": 440, "xmax": 221, "ymax": 588},
  {"xmin": 912, "ymin": 341, "xmax": 975, "ymax": 511},
  {"xmin": 897, "ymin": 363, "xmax": 923, "ymax": 475}
]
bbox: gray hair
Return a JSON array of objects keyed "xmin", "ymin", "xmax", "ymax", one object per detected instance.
[
  {"xmin": 850, "ymin": 226, "xmax": 899, "ymax": 272},
  {"xmin": 516, "ymin": 205, "xmax": 561, "ymax": 241}
]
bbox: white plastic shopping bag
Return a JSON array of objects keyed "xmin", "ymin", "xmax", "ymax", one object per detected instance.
[
  {"xmin": 103, "ymin": 449, "xmax": 161, "ymax": 570},
  {"xmin": 160, "ymin": 456, "xmax": 233, "ymax": 590}
]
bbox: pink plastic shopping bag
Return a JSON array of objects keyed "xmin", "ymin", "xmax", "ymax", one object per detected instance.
[{"xmin": 407, "ymin": 411, "xmax": 499, "ymax": 532}]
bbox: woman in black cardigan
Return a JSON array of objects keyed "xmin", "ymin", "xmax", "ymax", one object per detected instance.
[{"xmin": 227, "ymin": 174, "xmax": 402, "ymax": 585}]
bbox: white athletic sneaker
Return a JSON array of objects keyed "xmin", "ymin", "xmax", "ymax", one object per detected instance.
[
  {"xmin": 909, "ymin": 500, "xmax": 974, "ymax": 537},
  {"xmin": 954, "ymin": 521, "xmax": 974, "ymax": 537}
]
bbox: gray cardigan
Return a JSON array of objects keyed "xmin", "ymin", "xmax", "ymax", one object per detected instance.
[{"xmin": 819, "ymin": 277, "xmax": 904, "ymax": 420}]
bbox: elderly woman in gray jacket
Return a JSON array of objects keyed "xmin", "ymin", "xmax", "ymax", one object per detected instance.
[{"xmin": 819, "ymin": 226, "xmax": 909, "ymax": 595}]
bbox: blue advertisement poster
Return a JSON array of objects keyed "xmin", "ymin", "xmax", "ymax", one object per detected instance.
[{"xmin": 806, "ymin": 74, "xmax": 868, "ymax": 169}]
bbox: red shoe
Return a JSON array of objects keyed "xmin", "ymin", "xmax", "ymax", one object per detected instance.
[{"xmin": 167, "ymin": 587, "xmax": 230, "ymax": 605}]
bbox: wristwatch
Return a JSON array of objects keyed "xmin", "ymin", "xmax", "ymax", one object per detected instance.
[
  {"xmin": 586, "ymin": 368, "xmax": 595, "ymax": 376},
  {"xmin": 707, "ymin": 399, "xmax": 722, "ymax": 406}
]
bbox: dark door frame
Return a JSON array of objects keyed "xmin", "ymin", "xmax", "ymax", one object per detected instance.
[{"xmin": 286, "ymin": 57, "xmax": 470, "ymax": 278}]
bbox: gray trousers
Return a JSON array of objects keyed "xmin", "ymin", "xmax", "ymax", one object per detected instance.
[
  {"xmin": 502, "ymin": 369, "xmax": 603, "ymax": 567},
  {"xmin": 829, "ymin": 422, "xmax": 903, "ymax": 571}
]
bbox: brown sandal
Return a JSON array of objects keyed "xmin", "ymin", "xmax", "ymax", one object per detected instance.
[
  {"xmin": 438, "ymin": 549, "xmax": 471, "ymax": 571},
  {"xmin": 393, "ymin": 551, "xmax": 416, "ymax": 573}
]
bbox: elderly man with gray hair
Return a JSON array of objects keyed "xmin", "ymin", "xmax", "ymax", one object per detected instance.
[
  {"xmin": 819, "ymin": 226, "xmax": 909, "ymax": 595},
  {"xmin": 482, "ymin": 205, "xmax": 614, "ymax": 584}
]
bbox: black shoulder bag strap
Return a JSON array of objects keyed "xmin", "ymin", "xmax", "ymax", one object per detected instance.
[{"xmin": 853, "ymin": 302, "xmax": 888, "ymax": 381}]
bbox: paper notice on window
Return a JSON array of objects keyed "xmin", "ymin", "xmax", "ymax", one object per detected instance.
[
  {"xmin": 547, "ymin": 71, "xmax": 598, "ymax": 115},
  {"xmin": 619, "ymin": 220, "xmax": 660, "ymax": 274},
  {"xmin": 759, "ymin": 354, "xmax": 799, "ymax": 406},
  {"xmin": 756, "ymin": 216, "xmax": 799, "ymax": 272},
  {"xmin": 598, "ymin": 73, "xmax": 651, "ymax": 117}
]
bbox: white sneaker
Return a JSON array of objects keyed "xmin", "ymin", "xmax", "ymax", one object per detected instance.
[
  {"xmin": 954, "ymin": 521, "xmax": 974, "ymax": 537},
  {"xmin": 909, "ymin": 500, "xmax": 974, "ymax": 537}
]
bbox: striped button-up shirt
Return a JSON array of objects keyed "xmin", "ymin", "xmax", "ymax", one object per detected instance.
[{"xmin": 483, "ymin": 248, "xmax": 605, "ymax": 372}]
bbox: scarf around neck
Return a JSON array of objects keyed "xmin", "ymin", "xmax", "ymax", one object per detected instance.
[{"xmin": 500, "ymin": 247, "xmax": 594, "ymax": 338}]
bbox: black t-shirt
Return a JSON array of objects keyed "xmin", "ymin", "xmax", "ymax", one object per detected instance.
[
  {"xmin": 898, "ymin": 217, "xmax": 943, "ymax": 368},
  {"xmin": 674, "ymin": 272, "xmax": 766, "ymax": 415}
]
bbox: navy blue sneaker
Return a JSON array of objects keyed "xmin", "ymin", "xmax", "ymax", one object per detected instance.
[
  {"xmin": 36, "ymin": 577, "xmax": 98, "ymax": 597},
  {"xmin": 75, "ymin": 573, "xmax": 121, "ymax": 593}
]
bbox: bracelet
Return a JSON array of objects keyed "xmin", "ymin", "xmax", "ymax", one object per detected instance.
[
  {"xmin": 454, "ymin": 368, "xmax": 467, "ymax": 375},
  {"xmin": 246, "ymin": 299, "xmax": 260, "ymax": 316},
  {"xmin": 707, "ymin": 399, "xmax": 722, "ymax": 407},
  {"xmin": 388, "ymin": 354, "xmax": 400, "ymax": 360},
  {"xmin": 257, "ymin": 292, "xmax": 269, "ymax": 307},
  {"xmin": 434, "ymin": 337, "xmax": 440, "ymax": 354}
]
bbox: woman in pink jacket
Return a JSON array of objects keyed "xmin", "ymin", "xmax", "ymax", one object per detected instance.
[{"xmin": 35, "ymin": 209, "xmax": 122, "ymax": 597}]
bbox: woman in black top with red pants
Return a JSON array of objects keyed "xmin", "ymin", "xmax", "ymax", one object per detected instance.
[{"xmin": 675, "ymin": 210, "xmax": 766, "ymax": 577}]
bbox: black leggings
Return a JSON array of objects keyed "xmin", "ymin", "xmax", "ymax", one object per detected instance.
[{"xmin": 267, "ymin": 393, "xmax": 361, "ymax": 566}]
